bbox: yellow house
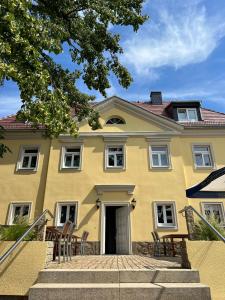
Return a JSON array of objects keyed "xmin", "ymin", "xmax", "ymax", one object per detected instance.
[{"xmin": 0, "ymin": 92, "xmax": 225, "ymax": 255}]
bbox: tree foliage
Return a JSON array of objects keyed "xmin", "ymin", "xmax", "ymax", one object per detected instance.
[
  {"xmin": 0, "ymin": 125, "xmax": 11, "ymax": 158},
  {"xmin": 0, "ymin": 0, "xmax": 147, "ymax": 141}
]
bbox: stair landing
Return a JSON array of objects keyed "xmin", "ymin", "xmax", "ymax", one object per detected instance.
[{"xmin": 47, "ymin": 255, "xmax": 181, "ymax": 270}]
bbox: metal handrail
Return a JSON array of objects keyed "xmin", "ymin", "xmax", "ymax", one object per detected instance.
[
  {"xmin": 179, "ymin": 205, "xmax": 225, "ymax": 243},
  {"xmin": 0, "ymin": 209, "xmax": 53, "ymax": 265}
]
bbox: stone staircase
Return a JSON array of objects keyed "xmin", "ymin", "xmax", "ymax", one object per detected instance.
[{"xmin": 29, "ymin": 269, "xmax": 211, "ymax": 300}]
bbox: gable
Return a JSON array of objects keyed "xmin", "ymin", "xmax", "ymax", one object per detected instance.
[{"xmin": 79, "ymin": 96, "xmax": 183, "ymax": 133}]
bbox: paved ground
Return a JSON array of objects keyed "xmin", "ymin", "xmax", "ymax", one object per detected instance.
[{"xmin": 47, "ymin": 255, "xmax": 181, "ymax": 270}]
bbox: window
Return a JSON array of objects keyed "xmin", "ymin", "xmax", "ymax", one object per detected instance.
[
  {"xmin": 155, "ymin": 202, "xmax": 177, "ymax": 228},
  {"xmin": 56, "ymin": 202, "xmax": 78, "ymax": 227},
  {"xmin": 106, "ymin": 146, "xmax": 124, "ymax": 168},
  {"xmin": 106, "ymin": 117, "xmax": 125, "ymax": 124},
  {"xmin": 8, "ymin": 203, "xmax": 31, "ymax": 225},
  {"xmin": 177, "ymin": 108, "xmax": 198, "ymax": 122},
  {"xmin": 193, "ymin": 145, "xmax": 213, "ymax": 168},
  {"xmin": 150, "ymin": 146, "xmax": 170, "ymax": 168},
  {"xmin": 62, "ymin": 146, "xmax": 81, "ymax": 169},
  {"xmin": 202, "ymin": 203, "xmax": 224, "ymax": 224},
  {"xmin": 18, "ymin": 147, "xmax": 39, "ymax": 170}
]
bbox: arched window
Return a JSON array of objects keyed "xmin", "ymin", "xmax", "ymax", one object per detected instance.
[{"xmin": 106, "ymin": 116, "xmax": 125, "ymax": 125}]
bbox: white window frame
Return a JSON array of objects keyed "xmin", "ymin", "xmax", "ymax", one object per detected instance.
[
  {"xmin": 177, "ymin": 108, "xmax": 198, "ymax": 122},
  {"xmin": 61, "ymin": 145, "xmax": 83, "ymax": 170},
  {"xmin": 201, "ymin": 202, "xmax": 225, "ymax": 225},
  {"xmin": 192, "ymin": 144, "xmax": 214, "ymax": 169},
  {"xmin": 105, "ymin": 144, "xmax": 125, "ymax": 169},
  {"xmin": 150, "ymin": 145, "xmax": 171, "ymax": 168},
  {"xmin": 154, "ymin": 201, "xmax": 177, "ymax": 229},
  {"xmin": 106, "ymin": 116, "xmax": 126, "ymax": 125},
  {"xmin": 17, "ymin": 146, "xmax": 40, "ymax": 171},
  {"xmin": 7, "ymin": 202, "xmax": 32, "ymax": 225},
  {"xmin": 56, "ymin": 202, "xmax": 78, "ymax": 227}
]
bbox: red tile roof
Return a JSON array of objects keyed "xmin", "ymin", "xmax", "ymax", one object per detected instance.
[
  {"xmin": 1, "ymin": 100, "xmax": 225, "ymax": 130},
  {"xmin": 0, "ymin": 115, "xmax": 45, "ymax": 130},
  {"xmin": 133, "ymin": 102, "xmax": 225, "ymax": 127}
]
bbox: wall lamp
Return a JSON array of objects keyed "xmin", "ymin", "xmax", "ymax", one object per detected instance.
[
  {"xmin": 96, "ymin": 198, "xmax": 101, "ymax": 209},
  {"xmin": 131, "ymin": 198, "xmax": 137, "ymax": 209}
]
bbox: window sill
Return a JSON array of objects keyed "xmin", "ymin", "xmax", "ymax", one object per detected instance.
[
  {"xmin": 61, "ymin": 167, "xmax": 81, "ymax": 171},
  {"xmin": 157, "ymin": 225, "xmax": 177, "ymax": 230},
  {"xmin": 177, "ymin": 120, "xmax": 198, "ymax": 122},
  {"xmin": 151, "ymin": 166, "xmax": 170, "ymax": 168},
  {"xmin": 17, "ymin": 168, "xmax": 37, "ymax": 172},
  {"xmin": 194, "ymin": 166, "xmax": 216, "ymax": 170},
  {"xmin": 56, "ymin": 225, "xmax": 78, "ymax": 229},
  {"xmin": 150, "ymin": 166, "xmax": 172, "ymax": 170},
  {"xmin": 106, "ymin": 166, "xmax": 125, "ymax": 169}
]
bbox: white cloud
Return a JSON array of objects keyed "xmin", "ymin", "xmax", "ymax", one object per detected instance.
[
  {"xmin": 105, "ymin": 80, "xmax": 117, "ymax": 97},
  {"xmin": 123, "ymin": 0, "xmax": 225, "ymax": 75}
]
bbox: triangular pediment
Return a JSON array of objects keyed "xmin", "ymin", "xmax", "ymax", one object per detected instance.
[{"xmin": 79, "ymin": 96, "xmax": 183, "ymax": 133}]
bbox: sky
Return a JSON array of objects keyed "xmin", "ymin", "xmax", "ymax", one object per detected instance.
[{"xmin": 1, "ymin": 0, "xmax": 225, "ymax": 117}]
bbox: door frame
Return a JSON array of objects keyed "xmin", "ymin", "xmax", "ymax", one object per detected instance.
[{"xmin": 100, "ymin": 202, "xmax": 132, "ymax": 255}]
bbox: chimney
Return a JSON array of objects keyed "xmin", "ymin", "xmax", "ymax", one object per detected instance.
[{"xmin": 150, "ymin": 91, "xmax": 162, "ymax": 105}]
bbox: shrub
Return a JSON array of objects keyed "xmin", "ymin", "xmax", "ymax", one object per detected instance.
[
  {"xmin": 0, "ymin": 217, "xmax": 36, "ymax": 241},
  {"xmin": 193, "ymin": 216, "xmax": 225, "ymax": 241}
]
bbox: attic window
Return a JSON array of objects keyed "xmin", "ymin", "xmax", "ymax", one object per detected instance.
[
  {"xmin": 177, "ymin": 108, "xmax": 198, "ymax": 122},
  {"xmin": 106, "ymin": 117, "xmax": 125, "ymax": 125}
]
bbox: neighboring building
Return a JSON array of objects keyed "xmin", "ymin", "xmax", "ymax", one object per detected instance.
[{"xmin": 0, "ymin": 92, "xmax": 225, "ymax": 254}]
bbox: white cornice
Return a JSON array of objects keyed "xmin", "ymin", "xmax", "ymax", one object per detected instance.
[
  {"xmin": 182, "ymin": 129, "xmax": 225, "ymax": 136},
  {"xmin": 95, "ymin": 184, "xmax": 135, "ymax": 195},
  {"xmin": 4, "ymin": 131, "xmax": 45, "ymax": 140},
  {"xmin": 77, "ymin": 131, "xmax": 181, "ymax": 138},
  {"xmin": 58, "ymin": 136, "xmax": 84, "ymax": 144},
  {"xmin": 103, "ymin": 135, "xmax": 128, "ymax": 143},
  {"xmin": 146, "ymin": 137, "xmax": 171, "ymax": 143}
]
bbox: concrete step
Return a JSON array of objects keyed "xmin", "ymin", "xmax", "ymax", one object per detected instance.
[
  {"xmin": 38, "ymin": 269, "xmax": 200, "ymax": 284},
  {"xmin": 29, "ymin": 282, "xmax": 211, "ymax": 300}
]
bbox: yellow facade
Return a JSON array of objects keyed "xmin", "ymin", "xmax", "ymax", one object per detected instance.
[
  {"xmin": 0, "ymin": 241, "xmax": 50, "ymax": 295},
  {"xmin": 187, "ymin": 241, "xmax": 225, "ymax": 300},
  {"xmin": 0, "ymin": 97, "xmax": 225, "ymax": 254}
]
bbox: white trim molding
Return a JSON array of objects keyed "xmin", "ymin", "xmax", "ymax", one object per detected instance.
[
  {"xmin": 148, "ymin": 140, "xmax": 172, "ymax": 170},
  {"xmin": 60, "ymin": 144, "xmax": 83, "ymax": 170},
  {"xmin": 105, "ymin": 144, "xmax": 126, "ymax": 170},
  {"xmin": 78, "ymin": 131, "xmax": 181, "ymax": 138},
  {"xmin": 153, "ymin": 201, "xmax": 178, "ymax": 230},
  {"xmin": 191, "ymin": 143, "xmax": 216, "ymax": 170},
  {"xmin": 55, "ymin": 201, "xmax": 79, "ymax": 228},
  {"xmin": 100, "ymin": 201, "xmax": 132, "ymax": 255},
  {"xmin": 58, "ymin": 136, "xmax": 84, "ymax": 144},
  {"xmin": 103, "ymin": 136, "xmax": 128, "ymax": 143},
  {"xmin": 95, "ymin": 184, "xmax": 135, "ymax": 195},
  {"xmin": 7, "ymin": 202, "xmax": 32, "ymax": 225},
  {"xmin": 200, "ymin": 202, "xmax": 225, "ymax": 224},
  {"xmin": 16, "ymin": 145, "xmax": 40, "ymax": 172},
  {"xmin": 105, "ymin": 115, "xmax": 126, "ymax": 125},
  {"xmin": 146, "ymin": 137, "xmax": 171, "ymax": 143}
]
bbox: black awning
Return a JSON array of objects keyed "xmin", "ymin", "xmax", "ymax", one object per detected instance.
[{"xmin": 186, "ymin": 167, "xmax": 225, "ymax": 198}]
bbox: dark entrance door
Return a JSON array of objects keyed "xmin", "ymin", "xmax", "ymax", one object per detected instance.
[{"xmin": 105, "ymin": 206, "xmax": 117, "ymax": 254}]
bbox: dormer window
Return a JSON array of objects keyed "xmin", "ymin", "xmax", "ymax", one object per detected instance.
[
  {"xmin": 166, "ymin": 101, "xmax": 201, "ymax": 122},
  {"xmin": 106, "ymin": 117, "xmax": 125, "ymax": 125},
  {"xmin": 177, "ymin": 108, "xmax": 198, "ymax": 122}
]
